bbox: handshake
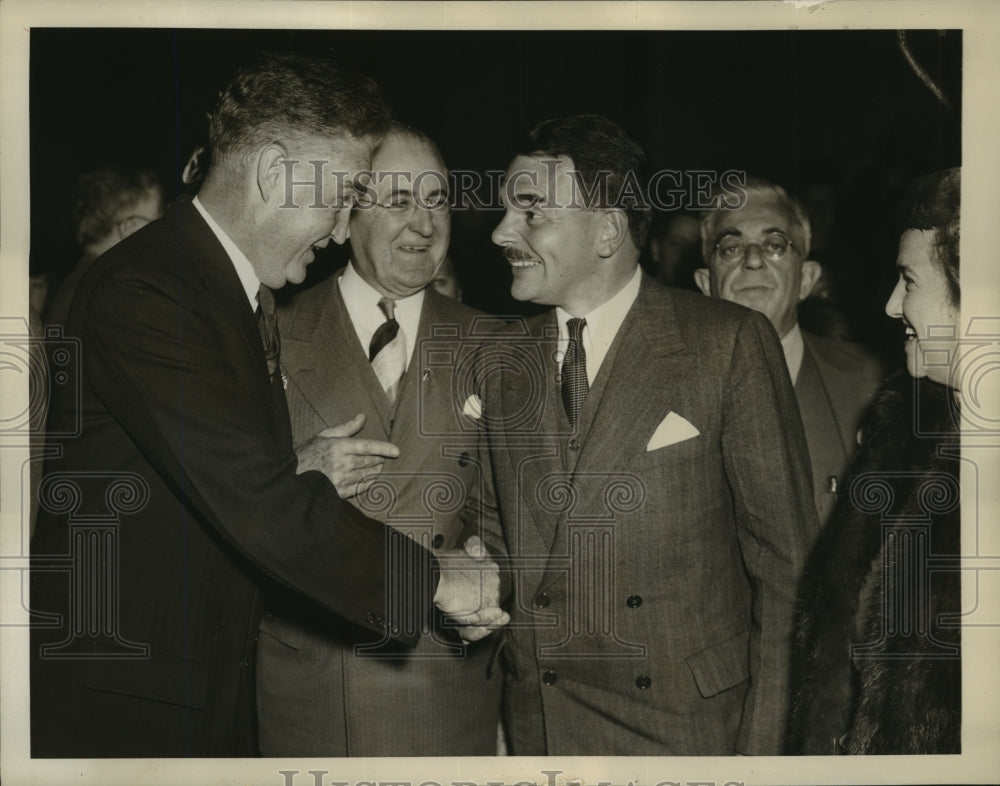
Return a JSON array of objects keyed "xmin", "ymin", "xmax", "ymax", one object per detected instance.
[
  {"xmin": 298, "ymin": 414, "xmax": 508, "ymax": 643},
  {"xmin": 432, "ymin": 535, "xmax": 509, "ymax": 643}
]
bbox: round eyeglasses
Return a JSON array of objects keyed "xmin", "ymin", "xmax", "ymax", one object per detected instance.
[
  {"xmin": 355, "ymin": 192, "xmax": 450, "ymax": 217},
  {"xmin": 714, "ymin": 232, "xmax": 800, "ymax": 264}
]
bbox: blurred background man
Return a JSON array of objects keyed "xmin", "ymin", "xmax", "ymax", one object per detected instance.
[
  {"xmin": 45, "ymin": 166, "xmax": 166, "ymax": 327},
  {"xmin": 695, "ymin": 177, "xmax": 883, "ymax": 526}
]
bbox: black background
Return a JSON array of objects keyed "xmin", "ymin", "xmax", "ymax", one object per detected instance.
[{"xmin": 30, "ymin": 27, "xmax": 961, "ymax": 361}]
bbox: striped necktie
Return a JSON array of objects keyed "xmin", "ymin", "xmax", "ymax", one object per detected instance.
[
  {"xmin": 369, "ymin": 297, "xmax": 406, "ymax": 402},
  {"xmin": 561, "ymin": 317, "xmax": 588, "ymax": 427},
  {"xmin": 256, "ymin": 284, "xmax": 281, "ymax": 380}
]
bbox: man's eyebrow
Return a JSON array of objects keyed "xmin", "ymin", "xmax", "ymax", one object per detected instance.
[
  {"xmin": 511, "ymin": 189, "xmax": 543, "ymax": 203},
  {"xmin": 713, "ymin": 227, "xmax": 743, "ymax": 242}
]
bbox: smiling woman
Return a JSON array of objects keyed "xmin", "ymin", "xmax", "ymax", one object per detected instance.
[
  {"xmin": 787, "ymin": 167, "xmax": 962, "ymax": 756},
  {"xmin": 885, "ymin": 169, "xmax": 962, "ymax": 388}
]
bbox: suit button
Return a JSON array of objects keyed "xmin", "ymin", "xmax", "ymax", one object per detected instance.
[
  {"xmin": 534, "ymin": 592, "xmax": 550, "ymax": 609},
  {"xmin": 432, "ymin": 533, "xmax": 445, "ymax": 549},
  {"xmin": 458, "ymin": 451, "xmax": 470, "ymax": 467},
  {"xmin": 542, "ymin": 670, "xmax": 558, "ymax": 686},
  {"xmin": 568, "ymin": 438, "xmax": 580, "ymax": 451},
  {"xmin": 635, "ymin": 675, "xmax": 652, "ymax": 690},
  {"xmin": 626, "ymin": 594, "xmax": 643, "ymax": 608}
]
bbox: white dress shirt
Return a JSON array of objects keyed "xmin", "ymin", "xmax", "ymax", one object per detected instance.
[
  {"xmin": 338, "ymin": 261, "xmax": 425, "ymax": 369},
  {"xmin": 554, "ymin": 265, "xmax": 642, "ymax": 386},
  {"xmin": 780, "ymin": 322, "xmax": 805, "ymax": 385}
]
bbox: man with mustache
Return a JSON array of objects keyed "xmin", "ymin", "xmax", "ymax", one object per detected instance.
[
  {"xmin": 468, "ymin": 115, "xmax": 818, "ymax": 754},
  {"xmin": 695, "ymin": 177, "xmax": 882, "ymax": 526},
  {"xmin": 255, "ymin": 124, "xmax": 502, "ymax": 756}
]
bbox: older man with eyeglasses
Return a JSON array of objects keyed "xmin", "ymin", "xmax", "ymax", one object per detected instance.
[
  {"xmin": 255, "ymin": 122, "xmax": 503, "ymax": 757},
  {"xmin": 695, "ymin": 177, "xmax": 883, "ymax": 527}
]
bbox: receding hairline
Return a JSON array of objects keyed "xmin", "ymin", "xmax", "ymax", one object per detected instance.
[{"xmin": 700, "ymin": 183, "xmax": 812, "ymax": 262}]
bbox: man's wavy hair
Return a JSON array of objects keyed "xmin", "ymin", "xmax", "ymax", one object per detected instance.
[
  {"xmin": 899, "ymin": 167, "xmax": 961, "ymax": 307},
  {"xmin": 207, "ymin": 52, "xmax": 393, "ymax": 174},
  {"xmin": 520, "ymin": 114, "xmax": 651, "ymax": 250}
]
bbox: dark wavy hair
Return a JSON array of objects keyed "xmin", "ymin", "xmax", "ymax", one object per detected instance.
[
  {"xmin": 520, "ymin": 114, "xmax": 651, "ymax": 250},
  {"xmin": 208, "ymin": 52, "xmax": 392, "ymax": 174},
  {"xmin": 900, "ymin": 167, "xmax": 961, "ymax": 306}
]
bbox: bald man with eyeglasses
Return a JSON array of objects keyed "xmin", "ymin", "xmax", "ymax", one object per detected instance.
[{"xmin": 695, "ymin": 176, "xmax": 883, "ymax": 527}]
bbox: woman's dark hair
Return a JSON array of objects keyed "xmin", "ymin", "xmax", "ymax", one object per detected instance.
[{"xmin": 900, "ymin": 167, "xmax": 960, "ymax": 306}]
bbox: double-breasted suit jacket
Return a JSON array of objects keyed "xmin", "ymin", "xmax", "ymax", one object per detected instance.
[
  {"xmin": 466, "ymin": 275, "xmax": 819, "ymax": 755},
  {"xmin": 794, "ymin": 330, "xmax": 883, "ymax": 526},
  {"xmin": 30, "ymin": 197, "xmax": 434, "ymax": 758},
  {"xmin": 257, "ymin": 272, "xmax": 502, "ymax": 756}
]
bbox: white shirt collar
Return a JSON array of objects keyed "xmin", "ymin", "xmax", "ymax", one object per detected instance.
[
  {"xmin": 780, "ymin": 321, "xmax": 805, "ymax": 385},
  {"xmin": 192, "ymin": 195, "xmax": 261, "ymax": 310},
  {"xmin": 338, "ymin": 261, "xmax": 425, "ymax": 368},
  {"xmin": 554, "ymin": 265, "xmax": 642, "ymax": 385}
]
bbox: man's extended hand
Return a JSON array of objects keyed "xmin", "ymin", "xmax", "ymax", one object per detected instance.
[
  {"xmin": 296, "ymin": 413, "xmax": 400, "ymax": 498},
  {"xmin": 434, "ymin": 535, "xmax": 509, "ymax": 642}
]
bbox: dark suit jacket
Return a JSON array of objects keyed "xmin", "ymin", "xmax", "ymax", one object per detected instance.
[
  {"xmin": 30, "ymin": 197, "xmax": 435, "ymax": 758},
  {"xmin": 256, "ymin": 274, "xmax": 502, "ymax": 756},
  {"xmin": 468, "ymin": 275, "xmax": 819, "ymax": 755},
  {"xmin": 795, "ymin": 330, "xmax": 883, "ymax": 525}
]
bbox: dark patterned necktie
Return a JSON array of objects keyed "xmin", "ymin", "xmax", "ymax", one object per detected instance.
[
  {"xmin": 561, "ymin": 317, "xmax": 588, "ymax": 427},
  {"xmin": 369, "ymin": 297, "xmax": 406, "ymax": 402},
  {"xmin": 256, "ymin": 284, "xmax": 280, "ymax": 379}
]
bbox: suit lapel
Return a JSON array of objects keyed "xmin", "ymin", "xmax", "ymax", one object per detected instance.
[
  {"xmin": 389, "ymin": 289, "xmax": 445, "ymax": 461},
  {"xmin": 172, "ymin": 197, "xmax": 277, "ymax": 421},
  {"xmin": 497, "ymin": 314, "xmax": 565, "ymax": 555},
  {"xmin": 536, "ymin": 276, "xmax": 696, "ymax": 592},
  {"xmin": 795, "ymin": 342, "xmax": 848, "ymax": 490},
  {"xmin": 284, "ymin": 274, "xmax": 394, "ymax": 435},
  {"xmin": 573, "ymin": 275, "xmax": 694, "ymax": 482}
]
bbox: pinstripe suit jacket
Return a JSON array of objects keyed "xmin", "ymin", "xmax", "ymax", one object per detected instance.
[
  {"xmin": 256, "ymin": 272, "xmax": 502, "ymax": 756},
  {"xmin": 467, "ymin": 274, "xmax": 819, "ymax": 755},
  {"xmin": 29, "ymin": 198, "xmax": 435, "ymax": 758}
]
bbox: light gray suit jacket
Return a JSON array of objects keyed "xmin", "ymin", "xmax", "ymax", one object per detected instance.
[
  {"xmin": 796, "ymin": 330, "xmax": 883, "ymax": 526},
  {"xmin": 256, "ymin": 272, "xmax": 502, "ymax": 756},
  {"xmin": 466, "ymin": 274, "xmax": 819, "ymax": 755}
]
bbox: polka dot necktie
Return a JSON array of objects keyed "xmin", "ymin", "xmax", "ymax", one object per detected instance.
[{"xmin": 561, "ymin": 317, "xmax": 588, "ymax": 427}]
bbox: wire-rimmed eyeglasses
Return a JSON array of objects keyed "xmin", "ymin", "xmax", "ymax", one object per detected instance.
[{"xmin": 714, "ymin": 232, "xmax": 801, "ymax": 264}]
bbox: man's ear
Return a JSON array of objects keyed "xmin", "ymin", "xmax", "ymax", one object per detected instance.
[
  {"xmin": 330, "ymin": 208, "xmax": 352, "ymax": 245},
  {"xmin": 255, "ymin": 142, "xmax": 288, "ymax": 204},
  {"xmin": 596, "ymin": 211, "xmax": 630, "ymax": 258},
  {"xmin": 693, "ymin": 267, "xmax": 712, "ymax": 297},
  {"xmin": 798, "ymin": 259, "xmax": 822, "ymax": 301}
]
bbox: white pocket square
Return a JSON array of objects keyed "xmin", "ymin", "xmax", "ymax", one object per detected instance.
[
  {"xmin": 462, "ymin": 394, "xmax": 483, "ymax": 419},
  {"xmin": 646, "ymin": 412, "xmax": 700, "ymax": 451}
]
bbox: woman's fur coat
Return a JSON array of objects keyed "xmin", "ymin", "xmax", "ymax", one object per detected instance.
[{"xmin": 786, "ymin": 371, "xmax": 961, "ymax": 755}]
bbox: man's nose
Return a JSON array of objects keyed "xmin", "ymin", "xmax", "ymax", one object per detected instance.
[
  {"xmin": 885, "ymin": 278, "xmax": 904, "ymax": 318},
  {"xmin": 408, "ymin": 204, "xmax": 434, "ymax": 236},
  {"xmin": 491, "ymin": 211, "xmax": 517, "ymax": 247},
  {"xmin": 742, "ymin": 244, "xmax": 766, "ymax": 270}
]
